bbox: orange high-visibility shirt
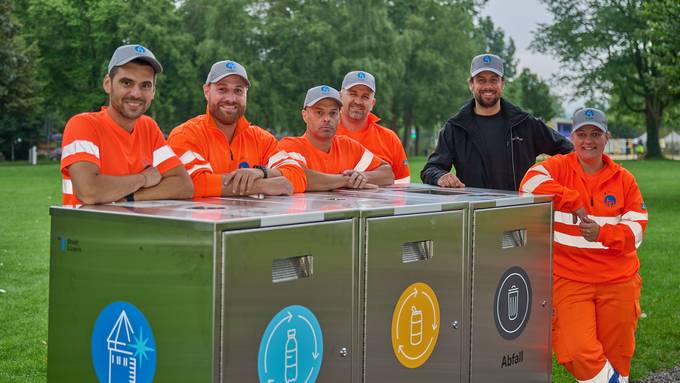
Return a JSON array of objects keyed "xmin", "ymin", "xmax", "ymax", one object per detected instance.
[
  {"xmin": 60, "ymin": 107, "xmax": 181, "ymax": 207},
  {"xmin": 278, "ymin": 134, "xmax": 382, "ymax": 174},
  {"xmin": 168, "ymin": 112, "xmax": 306, "ymax": 197},
  {"xmin": 520, "ymin": 153, "xmax": 648, "ymax": 283},
  {"xmin": 337, "ymin": 113, "xmax": 410, "ymax": 183}
]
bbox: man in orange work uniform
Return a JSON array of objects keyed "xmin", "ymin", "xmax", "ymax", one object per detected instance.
[
  {"xmin": 168, "ymin": 60, "xmax": 305, "ymax": 197},
  {"xmin": 337, "ymin": 70, "xmax": 410, "ymax": 184},
  {"xmin": 60, "ymin": 44, "xmax": 193, "ymax": 207},
  {"xmin": 279, "ymin": 85, "xmax": 394, "ymax": 191},
  {"xmin": 520, "ymin": 108, "xmax": 648, "ymax": 383}
]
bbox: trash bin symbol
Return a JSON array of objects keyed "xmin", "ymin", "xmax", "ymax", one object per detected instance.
[
  {"xmin": 284, "ymin": 328, "xmax": 298, "ymax": 382},
  {"xmin": 508, "ymin": 285, "xmax": 519, "ymax": 321},
  {"xmin": 410, "ymin": 306, "xmax": 423, "ymax": 346}
]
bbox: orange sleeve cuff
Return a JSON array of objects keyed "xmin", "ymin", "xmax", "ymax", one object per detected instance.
[
  {"xmin": 193, "ymin": 172, "xmax": 223, "ymax": 198},
  {"xmin": 279, "ymin": 165, "xmax": 307, "ymax": 193}
]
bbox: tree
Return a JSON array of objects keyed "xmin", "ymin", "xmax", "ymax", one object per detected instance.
[
  {"xmin": 504, "ymin": 68, "xmax": 562, "ymax": 121},
  {"xmin": 476, "ymin": 15, "xmax": 517, "ymax": 79},
  {"xmin": 533, "ymin": 0, "xmax": 680, "ymax": 158},
  {"xmin": 0, "ymin": 0, "xmax": 43, "ymax": 159}
]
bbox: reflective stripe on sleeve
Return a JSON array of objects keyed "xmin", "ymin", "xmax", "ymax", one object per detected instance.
[
  {"xmin": 620, "ymin": 221, "xmax": 643, "ymax": 248},
  {"xmin": 61, "ymin": 140, "xmax": 100, "ymax": 160},
  {"xmin": 188, "ymin": 163, "xmax": 213, "ymax": 175},
  {"xmin": 287, "ymin": 152, "xmax": 307, "ymax": 166},
  {"xmin": 532, "ymin": 165, "xmax": 550, "ymax": 176},
  {"xmin": 354, "ymin": 149, "xmax": 374, "ymax": 172},
  {"xmin": 179, "ymin": 150, "xmax": 206, "ymax": 165},
  {"xmin": 554, "ymin": 211, "xmax": 622, "ymax": 226},
  {"xmin": 267, "ymin": 151, "xmax": 290, "ymax": 167},
  {"xmin": 62, "ymin": 179, "xmax": 73, "ymax": 195},
  {"xmin": 153, "ymin": 145, "xmax": 176, "ymax": 167},
  {"xmin": 273, "ymin": 159, "xmax": 301, "ymax": 168},
  {"xmin": 521, "ymin": 174, "xmax": 551, "ymax": 193},
  {"xmin": 554, "ymin": 231, "xmax": 608, "ymax": 250},
  {"xmin": 622, "ymin": 211, "xmax": 648, "ymax": 221},
  {"xmin": 394, "ymin": 176, "xmax": 411, "ymax": 184}
]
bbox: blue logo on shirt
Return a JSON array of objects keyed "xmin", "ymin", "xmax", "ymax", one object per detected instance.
[
  {"xmin": 239, "ymin": 161, "xmax": 249, "ymax": 168},
  {"xmin": 641, "ymin": 201, "xmax": 647, "ymax": 210},
  {"xmin": 92, "ymin": 301, "xmax": 156, "ymax": 383},
  {"xmin": 483, "ymin": 55, "xmax": 492, "ymax": 63},
  {"xmin": 604, "ymin": 194, "xmax": 617, "ymax": 207},
  {"xmin": 134, "ymin": 45, "xmax": 146, "ymax": 53},
  {"xmin": 226, "ymin": 61, "xmax": 236, "ymax": 70},
  {"xmin": 357, "ymin": 72, "xmax": 366, "ymax": 79}
]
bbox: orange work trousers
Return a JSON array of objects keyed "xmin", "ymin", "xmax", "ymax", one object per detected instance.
[{"xmin": 552, "ymin": 274, "xmax": 642, "ymax": 382}]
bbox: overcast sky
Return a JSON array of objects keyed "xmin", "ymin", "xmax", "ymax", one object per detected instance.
[{"xmin": 481, "ymin": 0, "xmax": 582, "ymax": 116}]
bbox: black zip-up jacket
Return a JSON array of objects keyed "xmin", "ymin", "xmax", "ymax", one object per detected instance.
[{"xmin": 421, "ymin": 98, "xmax": 573, "ymax": 190}]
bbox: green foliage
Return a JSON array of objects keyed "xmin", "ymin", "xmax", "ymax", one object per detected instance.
[
  {"xmin": 0, "ymin": 0, "xmax": 43, "ymax": 157},
  {"xmin": 532, "ymin": 0, "xmax": 680, "ymax": 158},
  {"xmin": 504, "ymin": 68, "xmax": 562, "ymax": 121},
  {"xmin": 476, "ymin": 15, "xmax": 517, "ymax": 79}
]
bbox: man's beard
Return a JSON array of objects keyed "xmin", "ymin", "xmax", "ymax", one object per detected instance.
[
  {"xmin": 474, "ymin": 90, "xmax": 500, "ymax": 108},
  {"xmin": 210, "ymin": 102, "xmax": 245, "ymax": 126}
]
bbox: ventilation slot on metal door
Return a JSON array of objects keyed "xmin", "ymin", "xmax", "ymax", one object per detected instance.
[
  {"xmin": 502, "ymin": 229, "xmax": 527, "ymax": 249},
  {"xmin": 272, "ymin": 255, "xmax": 313, "ymax": 283},
  {"xmin": 401, "ymin": 240, "xmax": 433, "ymax": 263}
]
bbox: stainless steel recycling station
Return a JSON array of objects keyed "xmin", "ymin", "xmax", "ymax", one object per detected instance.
[{"xmin": 47, "ymin": 184, "xmax": 553, "ymax": 383}]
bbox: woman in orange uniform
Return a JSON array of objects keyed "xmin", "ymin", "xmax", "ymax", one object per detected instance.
[{"xmin": 520, "ymin": 108, "xmax": 648, "ymax": 383}]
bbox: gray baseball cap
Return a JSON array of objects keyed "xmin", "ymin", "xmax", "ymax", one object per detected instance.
[
  {"xmin": 205, "ymin": 60, "xmax": 250, "ymax": 86},
  {"xmin": 470, "ymin": 53, "xmax": 504, "ymax": 78},
  {"xmin": 341, "ymin": 70, "xmax": 376, "ymax": 93},
  {"xmin": 573, "ymin": 108, "xmax": 608, "ymax": 132},
  {"xmin": 108, "ymin": 44, "xmax": 163, "ymax": 74},
  {"xmin": 303, "ymin": 85, "xmax": 343, "ymax": 108}
]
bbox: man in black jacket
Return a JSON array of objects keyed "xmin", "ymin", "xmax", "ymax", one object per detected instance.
[{"xmin": 421, "ymin": 54, "xmax": 573, "ymax": 190}]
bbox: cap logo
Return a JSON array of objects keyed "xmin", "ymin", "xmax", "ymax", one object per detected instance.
[
  {"xmin": 134, "ymin": 45, "xmax": 146, "ymax": 53},
  {"xmin": 483, "ymin": 55, "xmax": 492, "ymax": 63},
  {"xmin": 320, "ymin": 86, "xmax": 330, "ymax": 93},
  {"xmin": 357, "ymin": 72, "xmax": 366, "ymax": 79},
  {"xmin": 585, "ymin": 109, "xmax": 595, "ymax": 117},
  {"xmin": 226, "ymin": 62, "xmax": 236, "ymax": 70}
]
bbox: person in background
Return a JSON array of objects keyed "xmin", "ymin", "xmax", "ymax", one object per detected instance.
[
  {"xmin": 279, "ymin": 85, "xmax": 394, "ymax": 191},
  {"xmin": 168, "ymin": 60, "xmax": 305, "ymax": 197},
  {"xmin": 421, "ymin": 53, "xmax": 572, "ymax": 190},
  {"xmin": 60, "ymin": 44, "xmax": 192, "ymax": 207},
  {"xmin": 337, "ymin": 70, "xmax": 409, "ymax": 184},
  {"xmin": 520, "ymin": 108, "xmax": 648, "ymax": 383}
]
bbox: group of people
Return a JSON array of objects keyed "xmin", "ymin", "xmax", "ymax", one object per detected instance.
[{"xmin": 60, "ymin": 44, "xmax": 647, "ymax": 383}]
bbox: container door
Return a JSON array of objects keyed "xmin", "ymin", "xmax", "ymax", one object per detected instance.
[
  {"xmin": 221, "ymin": 219, "xmax": 355, "ymax": 383},
  {"xmin": 470, "ymin": 203, "xmax": 552, "ymax": 383},
  {"xmin": 364, "ymin": 210, "xmax": 465, "ymax": 382}
]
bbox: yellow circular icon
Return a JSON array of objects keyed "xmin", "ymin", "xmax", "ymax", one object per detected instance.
[{"xmin": 391, "ymin": 282, "xmax": 440, "ymax": 368}]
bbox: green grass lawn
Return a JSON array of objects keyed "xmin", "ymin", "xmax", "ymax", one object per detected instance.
[{"xmin": 0, "ymin": 158, "xmax": 678, "ymax": 382}]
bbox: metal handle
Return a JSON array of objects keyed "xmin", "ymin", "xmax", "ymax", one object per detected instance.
[
  {"xmin": 502, "ymin": 229, "xmax": 527, "ymax": 249},
  {"xmin": 272, "ymin": 255, "xmax": 313, "ymax": 283},
  {"xmin": 401, "ymin": 240, "xmax": 433, "ymax": 263}
]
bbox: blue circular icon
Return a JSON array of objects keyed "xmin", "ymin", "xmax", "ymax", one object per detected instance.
[
  {"xmin": 134, "ymin": 45, "xmax": 146, "ymax": 53},
  {"xmin": 357, "ymin": 72, "xmax": 366, "ymax": 79},
  {"xmin": 226, "ymin": 61, "xmax": 236, "ymax": 70},
  {"xmin": 585, "ymin": 109, "xmax": 595, "ymax": 117},
  {"xmin": 258, "ymin": 305, "xmax": 323, "ymax": 383},
  {"xmin": 92, "ymin": 301, "xmax": 156, "ymax": 383},
  {"xmin": 483, "ymin": 55, "xmax": 492, "ymax": 63},
  {"xmin": 320, "ymin": 86, "xmax": 330, "ymax": 93}
]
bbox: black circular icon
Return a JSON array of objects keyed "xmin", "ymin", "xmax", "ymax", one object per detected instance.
[{"xmin": 493, "ymin": 266, "xmax": 532, "ymax": 340}]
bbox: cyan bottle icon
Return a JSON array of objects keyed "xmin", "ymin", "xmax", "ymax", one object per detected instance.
[{"xmin": 284, "ymin": 328, "xmax": 298, "ymax": 383}]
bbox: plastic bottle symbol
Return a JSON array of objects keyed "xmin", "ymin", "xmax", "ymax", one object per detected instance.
[
  {"xmin": 508, "ymin": 285, "xmax": 519, "ymax": 321},
  {"xmin": 284, "ymin": 328, "xmax": 298, "ymax": 383},
  {"xmin": 409, "ymin": 306, "xmax": 423, "ymax": 346}
]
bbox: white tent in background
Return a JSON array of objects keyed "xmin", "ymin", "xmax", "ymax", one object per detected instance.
[
  {"xmin": 634, "ymin": 132, "xmax": 647, "ymax": 144},
  {"xmin": 663, "ymin": 131, "xmax": 680, "ymax": 142}
]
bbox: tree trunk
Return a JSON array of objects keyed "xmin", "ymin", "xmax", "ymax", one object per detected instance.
[
  {"xmin": 644, "ymin": 100, "xmax": 664, "ymax": 159},
  {"xmin": 414, "ymin": 126, "xmax": 421, "ymax": 156}
]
